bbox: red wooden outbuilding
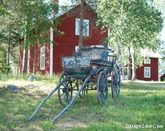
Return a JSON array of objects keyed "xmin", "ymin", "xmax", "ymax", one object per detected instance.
[
  {"xmin": 121, "ymin": 49, "xmax": 161, "ymax": 81},
  {"xmin": 19, "ymin": 1, "xmax": 108, "ymax": 75},
  {"xmin": 136, "ymin": 57, "xmax": 159, "ymax": 81}
]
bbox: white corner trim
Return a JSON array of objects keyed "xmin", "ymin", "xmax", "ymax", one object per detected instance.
[{"xmin": 50, "ymin": 27, "xmax": 54, "ymax": 77}]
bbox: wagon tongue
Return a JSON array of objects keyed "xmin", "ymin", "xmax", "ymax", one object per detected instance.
[
  {"xmin": 52, "ymin": 74, "xmax": 91, "ymax": 123},
  {"xmin": 27, "ymin": 74, "xmax": 91, "ymax": 123},
  {"xmin": 27, "ymin": 78, "xmax": 66, "ymax": 122}
]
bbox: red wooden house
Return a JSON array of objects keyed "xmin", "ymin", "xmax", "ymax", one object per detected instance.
[
  {"xmin": 121, "ymin": 49, "xmax": 161, "ymax": 81},
  {"xmin": 19, "ymin": 1, "xmax": 108, "ymax": 75}
]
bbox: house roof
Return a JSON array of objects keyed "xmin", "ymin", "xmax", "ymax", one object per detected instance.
[
  {"xmin": 55, "ymin": 3, "xmax": 80, "ymax": 17},
  {"xmin": 141, "ymin": 49, "xmax": 162, "ymax": 58},
  {"xmin": 54, "ymin": 0, "xmax": 97, "ymax": 18}
]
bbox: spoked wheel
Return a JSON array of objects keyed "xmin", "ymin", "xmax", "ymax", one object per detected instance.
[
  {"xmin": 58, "ymin": 76, "xmax": 73, "ymax": 106},
  {"xmin": 97, "ymin": 71, "xmax": 108, "ymax": 105},
  {"xmin": 111, "ymin": 65, "xmax": 121, "ymax": 99},
  {"xmin": 76, "ymin": 80, "xmax": 88, "ymax": 98}
]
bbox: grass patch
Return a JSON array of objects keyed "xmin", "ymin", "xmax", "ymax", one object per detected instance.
[
  {"xmin": 0, "ymin": 79, "xmax": 165, "ymax": 130},
  {"xmin": 0, "ymin": 73, "xmax": 61, "ymax": 84}
]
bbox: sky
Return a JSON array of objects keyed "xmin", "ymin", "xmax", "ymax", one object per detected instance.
[
  {"xmin": 161, "ymin": 25, "xmax": 165, "ymax": 41},
  {"xmin": 160, "ymin": 13, "xmax": 165, "ymax": 41},
  {"xmin": 59, "ymin": 0, "xmax": 74, "ymax": 5},
  {"xmin": 45, "ymin": 0, "xmax": 74, "ymax": 5}
]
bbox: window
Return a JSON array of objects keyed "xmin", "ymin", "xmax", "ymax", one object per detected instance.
[
  {"xmin": 144, "ymin": 58, "xmax": 151, "ymax": 64},
  {"xmin": 40, "ymin": 46, "xmax": 45, "ymax": 70},
  {"xmin": 75, "ymin": 18, "xmax": 89, "ymax": 36},
  {"xmin": 144, "ymin": 67, "xmax": 151, "ymax": 78}
]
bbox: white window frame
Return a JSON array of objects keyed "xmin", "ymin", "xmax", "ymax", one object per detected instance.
[
  {"xmin": 144, "ymin": 67, "xmax": 151, "ymax": 78},
  {"xmin": 75, "ymin": 18, "xmax": 89, "ymax": 36},
  {"xmin": 40, "ymin": 46, "xmax": 45, "ymax": 70},
  {"xmin": 144, "ymin": 58, "xmax": 151, "ymax": 64}
]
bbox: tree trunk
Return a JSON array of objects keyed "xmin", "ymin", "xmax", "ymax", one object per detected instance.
[
  {"xmin": 23, "ymin": 35, "xmax": 28, "ymax": 74},
  {"xmin": 117, "ymin": 42, "xmax": 122, "ymax": 68},
  {"xmin": 79, "ymin": 0, "xmax": 84, "ymax": 48},
  {"xmin": 128, "ymin": 46, "xmax": 131, "ymax": 80},
  {"xmin": 131, "ymin": 49, "xmax": 136, "ymax": 80},
  {"xmin": 19, "ymin": 43, "xmax": 22, "ymax": 78},
  {"xmin": 49, "ymin": 27, "xmax": 54, "ymax": 77},
  {"xmin": 23, "ymin": 47, "xmax": 28, "ymax": 74},
  {"xmin": 32, "ymin": 45, "xmax": 36, "ymax": 74},
  {"xmin": 7, "ymin": 26, "xmax": 11, "ymax": 74}
]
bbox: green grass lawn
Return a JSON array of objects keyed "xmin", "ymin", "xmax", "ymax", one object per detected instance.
[{"xmin": 0, "ymin": 80, "xmax": 165, "ymax": 131}]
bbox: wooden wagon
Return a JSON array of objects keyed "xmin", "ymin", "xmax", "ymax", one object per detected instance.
[{"xmin": 28, "ymin": 45, "xmax": 121, "ymax": 123}]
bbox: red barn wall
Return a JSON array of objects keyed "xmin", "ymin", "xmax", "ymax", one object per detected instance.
[
  {"xmin": 28, "ymin": 46, "xmax": 33, "ymax": 73},
  {"xmin": 136, "ymin": 58, "xmax": 158, "ymax": 81},
  {"xmin": 29, "ymin": 46, "xmax": 40, "ymax": 74},
  {"xmin": 53, "ymin": 5, "xmax": 108, "ymax": 73}
]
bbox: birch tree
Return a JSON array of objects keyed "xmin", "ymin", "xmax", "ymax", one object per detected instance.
[{"xmin": 97, "ymin": 0, "xmax": 163, "ymax": 80}]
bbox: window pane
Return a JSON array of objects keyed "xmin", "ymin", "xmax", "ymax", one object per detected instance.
[
  {"xmin": 75, "ymin": 19, "xmax": 80, "ymax": 35},
  {"xmin": 83, "ymin": 19, "xmax": 89, "ymax": 36},
  {"xmin": 75, "ymin": 18, "xmax": 89, "ymax": 36},
  {"xmin": 40, "ymin": 46, "xmax": 45, "ymax": 70},
  {"xmin": 144, "ymin": 67, "xmax": 150, "ymax": 78}
]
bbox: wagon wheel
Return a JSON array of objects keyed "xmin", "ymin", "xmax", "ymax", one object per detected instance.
[
  {"xmin": 58, "ymin": 76, "xmax": 73, "ymax": 106},
  {"xmin": 111, "ymin": 66, "xmax": 121, "ymax": 98},
  {"xmin": 97, "ymin": 71, "xmax": 108, "ymax": 105},
  {"xmin": 76, "ymin": 80, "xmax": 88, "ymax": 98}
]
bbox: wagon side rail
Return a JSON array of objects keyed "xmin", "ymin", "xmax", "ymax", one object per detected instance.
[{"xmin": 90, "ymin": 54, "xmax": 117, "ymax": 67}]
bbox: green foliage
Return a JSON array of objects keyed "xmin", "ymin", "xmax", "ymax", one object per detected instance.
[
  {"xmin": 0, "ymin": 4, "xmax": 6, "ymax": 15},
  {"xmin": 20, "ymin": 0, "xmax": 59, "ymax": 46},
  {"xmin": 125, "ymin": 0, "xmax": 163, "ymax": 48},
  {"xmin": 0, "ymin": 0, "xmax": 60, "ymax": 74},
  {"xmin": 97, "ymin": 0, "xmax": 163, "ymax": 52},
  {"xmin": 0, "ymin": 45, "xmax": 11, "ymax": 74}
]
